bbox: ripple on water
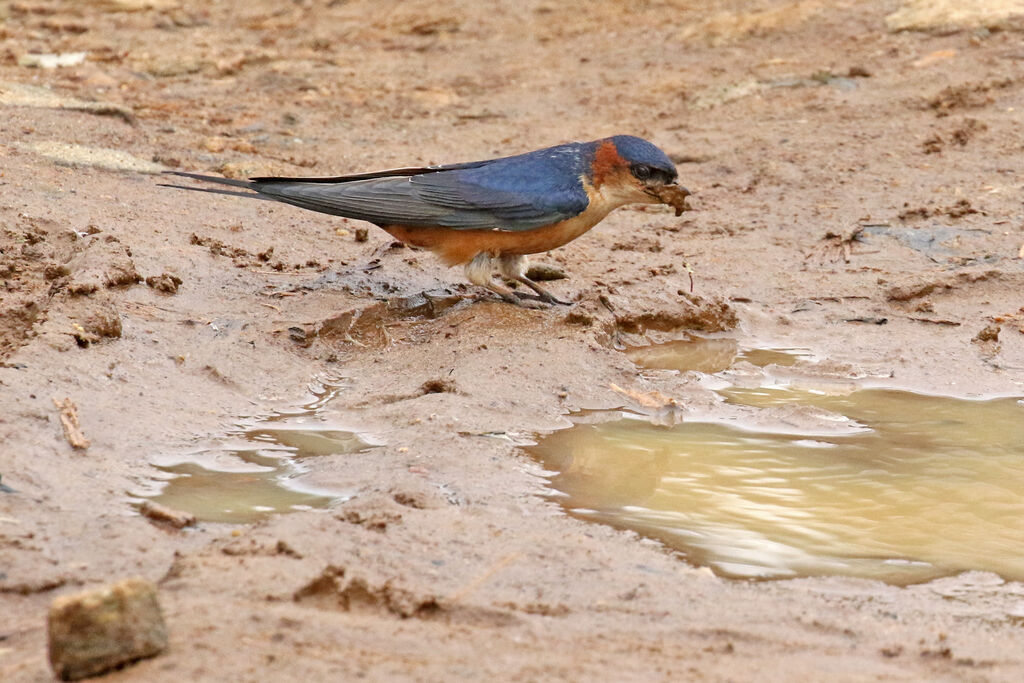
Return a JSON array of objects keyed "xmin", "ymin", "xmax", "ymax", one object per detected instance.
[
  {"xmin": 135, "ymin": 380, "xmax": 376, "ymax": 524},
  {"xmin": 531, "ymin": 339, "xmax": 1024, "ymax": 584}
]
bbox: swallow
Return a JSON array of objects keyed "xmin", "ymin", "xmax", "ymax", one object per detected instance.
[{"xmin": 164, "ymin": 135, "xmax": 688, "ymax": 305}]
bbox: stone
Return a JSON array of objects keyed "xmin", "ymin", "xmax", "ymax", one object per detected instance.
[
  {"xmin": 48, "ymin": 577, "xmax": 168, "ymax": 681},
  {"xmin": 887, "ymin": 0, "xmax": 1024, "ymax": 32}
]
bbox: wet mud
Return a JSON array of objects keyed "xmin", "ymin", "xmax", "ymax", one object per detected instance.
[{"xmin": 3, "ymin": 1, "xmax": 1024, "ymax": 680}]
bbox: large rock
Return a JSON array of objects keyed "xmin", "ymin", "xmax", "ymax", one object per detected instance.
[{"xmin": 47, "ymin": 577, "xmax": 168, "ymax": 681}]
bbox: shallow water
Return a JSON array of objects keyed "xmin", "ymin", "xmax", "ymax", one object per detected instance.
[
  {"xmin": 532, "ymin": 340, "xmax": 1024, "ymax": 584},
  {"xmin": 138, "ymin": 381, "xmax": 374, "ymax": 524},
  {"xmin": 625, "ymin": 338, "xmax": 811, "ymax": 373}
]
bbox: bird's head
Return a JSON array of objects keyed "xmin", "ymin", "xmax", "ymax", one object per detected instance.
[{"xmin": 589, "ymin": 135, "xmax": 689, "ymax": 209}]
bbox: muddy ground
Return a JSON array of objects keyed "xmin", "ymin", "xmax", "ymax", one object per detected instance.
[{"xmin": 3, "ymin": 0, "xmax": 1024, "ymax": 680}]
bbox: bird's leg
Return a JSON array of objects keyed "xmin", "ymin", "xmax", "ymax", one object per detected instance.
[
  {"xmin": 464, "ymin": 252, "xmax": 521, "ymax": 305},
  {"xmin": 515, "ymin": 276, "xmax": 573, "ymax": 306},
  {"xmin": 497, "ymin": 254, "xmax": 572, "ymax": 306}
]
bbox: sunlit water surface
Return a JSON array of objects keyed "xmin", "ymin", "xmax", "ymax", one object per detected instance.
[
  {"xmin": 531, "ymin": 340, "xmax": 1024, "ymax": 584},
  {"xmin": 137, "ymin": 381, "xmax": 374, "ymax": 523}
]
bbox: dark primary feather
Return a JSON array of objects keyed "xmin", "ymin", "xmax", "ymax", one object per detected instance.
[
  {"xmin": 248, "ymin": 159, "xmax": 489, "ymax": 184},
  {"xmin": 167, "ymin": 141, "xmax": 596, "ymax": 232},
  {"xmin": 157, "ymin": 182, "xmax": 276, "ymax": 202}
]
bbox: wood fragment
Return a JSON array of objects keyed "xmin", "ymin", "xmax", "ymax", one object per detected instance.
[
  {"xmin": 908, "ymin": 316, "xmax": 961, "ymax": 327},
  {"xmin": 53, "ymin": 397, "xmax": 90, "ymax": 450},
  {"xmin": 139, "ymin": 501, "xmax": 196, "ymax": 529},
  {"xmin": 609, "ymin": 383, "xmax": 678, "ymax": 409}
]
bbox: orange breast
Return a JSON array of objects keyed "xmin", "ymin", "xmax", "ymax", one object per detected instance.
[{"xmin": 380, "ymin": 199, "xmax": 615, "ymax": 267}]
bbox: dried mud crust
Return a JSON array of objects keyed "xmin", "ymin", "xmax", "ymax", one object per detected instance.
[
  {"xmin": 0, "ymin": 219, "xmax": 147, "ymax": 358},
  {"xmin": 3, "ymin": 1, "xmax": 1024, "ymax": 682},
  {"xmin": 0, "ymin": 213, "xmax": 186, "ymax": 360}
]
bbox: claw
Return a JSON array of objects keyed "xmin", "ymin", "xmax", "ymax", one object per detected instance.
[{"xmin": 513, "ymin": 275, "xmax": 573, "ymax": 306}]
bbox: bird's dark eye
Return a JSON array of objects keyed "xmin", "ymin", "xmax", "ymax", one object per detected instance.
[{"xmin": 631, "ymin": 164, "xmax": 652, "ymax": 181}]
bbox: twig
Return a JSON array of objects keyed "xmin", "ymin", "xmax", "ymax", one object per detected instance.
[
  {"xmin": 52, "ymin": 397, "xmax": 89, "ymax": 450},
  {"xmin": 906, "ymin": 316, "xmax": 961, "ymax": 326}
]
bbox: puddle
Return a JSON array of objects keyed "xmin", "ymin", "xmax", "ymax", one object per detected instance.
[
  {"xmin": 626, "ymin": 338, "xmax": 811, "ymax": 374},
  {"xmin": 137, "ymin": 380, "xmax": 376, "ymax": 524},
  {"xmin": 531, "ymin": 339, "xmax": 1024, "ymax": 584}
]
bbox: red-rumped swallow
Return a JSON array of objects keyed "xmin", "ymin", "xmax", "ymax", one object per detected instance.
[{"xmin": 165, "ymin": 135, "xmax": 688, "ymax": 305}]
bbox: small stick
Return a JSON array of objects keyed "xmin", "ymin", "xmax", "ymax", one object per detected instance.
[{"xmin": 53, "ymin": 397, "xmax": 89, "ymax": 450}]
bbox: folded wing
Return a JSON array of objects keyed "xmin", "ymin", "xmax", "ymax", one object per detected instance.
[{"xmin": 250, "ymin": 145, "xmax": 592, "ymax": 232}]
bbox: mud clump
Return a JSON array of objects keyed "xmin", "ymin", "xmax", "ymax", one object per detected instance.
[
  {"xmin": 188, "ymin": 233, "xmax": 323, "ymax": 271},
  {"xmin": 420, "ymin": 378, "xmax": 456, "ymax": 394},
  {"xmin": 314, "ymin": 294, "xmax": 461, "ymax": 348},
  {"xmin": 145, "ymin": 272, "xmax": 183, "ymax": 294},
  {"xmin": 390, "ymin": 482, "xmax": 447, "ymax": 510},
  {"xmin": 293, "ymin": 566, "xmax": 440, "ymax": 618},
  {"xmin": 336, "ymin": 494, "xmax": 405, "ymax": 532},
  {"xmin": 921, "ymin": 134, "xmax": 943, "ymax": 155},
  {"xmin": 897, "ymin": 199, "xmax": 980, "ymax": 222},
  {"xmin": 925, "ymin": 78, "xmax": 1016, "ymax": 116},
  {"xmin": 189, "ymin": 232, "xmax": 252, "ymax": 261},
  {"xmin": 69, "ymin": 297, "xmax": 123, "ymax": 345},
  {"xmin": 564, "ymin": 310, "xmax": 594, "ymax": 326},
  {"xmin": 1, "ymin": 219, "xmax": 77, "ymax": 358},
  {"xmin": 973, "ymin": 324, "xmax": 1000, "ymax": 343},
  {"xmin": 66, "ymin": 235, "xmax": 141, "ymax": 295},
  {"xmin": 0, "ymin": 297, "xmax": 43, "ymax": 358},
  {"xmin": 0, "ymin": 222, "xmax": 142, "ymax": 357},
  {"xmin": 648, "ymin": 184, "xmax": 692, "ymax": 216},
  {"xmin": 951, "ymin": 118, "xmax": 987, "ymax": 146},
  {"xmin": 48, "ymin": 577, "xmax": 168, "ymax": 681},
  {"xmin": 613, "ymin": 294, "xmax": 737, "ymax": 335}
]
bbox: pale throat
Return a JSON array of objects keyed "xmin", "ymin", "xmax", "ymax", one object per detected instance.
[{"xmin": 585, "ymin": 173, "xmax": 654, "ymax": 214}]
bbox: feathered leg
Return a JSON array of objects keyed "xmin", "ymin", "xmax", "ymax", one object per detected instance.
[{"xmin": 497, "ymin": 255, "xmax": 571, "ymax": 305}]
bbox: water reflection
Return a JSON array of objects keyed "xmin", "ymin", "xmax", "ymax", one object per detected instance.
[
  {"xmin": 533, "ymin": 340, "xmax": 1024, "ymax": 584},
  {"xmin": 139, "ymin": 381, "xmax": 374, "ymax": 523}
]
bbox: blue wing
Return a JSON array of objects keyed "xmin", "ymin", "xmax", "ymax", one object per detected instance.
[{"xmin": 246, "ymin": 142, "xmax": 594, "ymax": 232}]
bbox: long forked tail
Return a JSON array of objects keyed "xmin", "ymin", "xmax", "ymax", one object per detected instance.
[{"xmin": 158, "ymin": 171, "xmax": 273, "ymax": 201}]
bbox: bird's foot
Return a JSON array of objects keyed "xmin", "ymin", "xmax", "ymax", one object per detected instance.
[
  {"xmin": 511, "ymin": 295, "xmax": 549, "ymax": 309},
  {"xmin": 538, "ymin": 292, "xmax": 573, "ymax": 306},
  {"xmin": 512, "ymin": 291, "xmax": 569, "ymax": 307},
  {"xmin": 513, "ymin": 276, "xmax": 573, "ymax": 306},
  {"xmin": 482, "ymin": 285, "xmax": 547, "ymax": 309}
]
